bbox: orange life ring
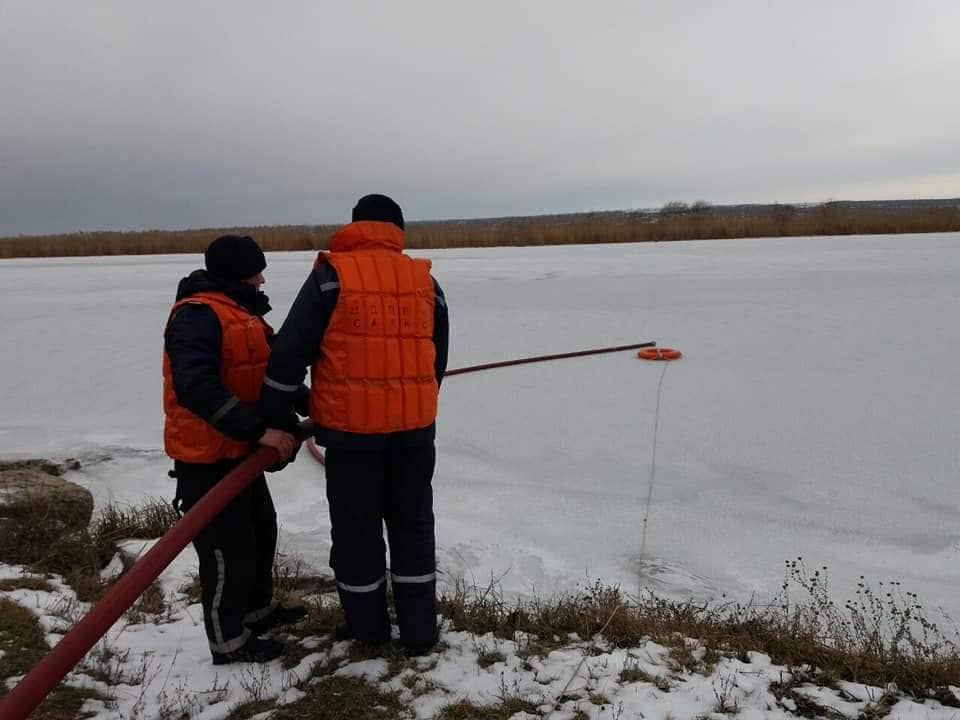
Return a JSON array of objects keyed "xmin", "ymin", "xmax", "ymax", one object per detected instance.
[{"xmin": 638, "ymin": 347, "xmax": 682, "ymax": 361}]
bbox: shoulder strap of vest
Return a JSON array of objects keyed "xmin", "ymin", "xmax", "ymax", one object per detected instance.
[
  {"xmin": 321, "ymin": 249, "xmax": 430, "ymax": 268},
  {"xmin": 167, "ymin": 291, "xmax": 244, "ymax": 329},
  {"xmin": 179, "ymin": 291, "xmax": 244, "ymax": 310}
]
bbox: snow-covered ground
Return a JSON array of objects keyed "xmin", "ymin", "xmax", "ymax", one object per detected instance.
[
  {"xmin": 2, "ymin": 234, "xmax": 960, "ymax": 614},
  {"xmin": 8, "ymin": 554, "xmax": 956, "ymax": 720}
]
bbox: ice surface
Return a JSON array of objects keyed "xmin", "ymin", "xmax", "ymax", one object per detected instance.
[{"xmin": 2, "ymin": 234, "xmax": 959, "ymax": 615}]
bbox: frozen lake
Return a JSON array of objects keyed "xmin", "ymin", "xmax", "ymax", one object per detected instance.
[{"xmin": 2, "ymin": 233, "xmax": 959, "ymax": 617}]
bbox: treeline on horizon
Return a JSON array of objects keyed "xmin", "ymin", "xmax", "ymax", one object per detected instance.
[{"xmin": 2, "ymin": 199, "xmax": 959, "ymax": 259}]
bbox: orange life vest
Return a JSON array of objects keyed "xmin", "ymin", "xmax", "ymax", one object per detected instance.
[
  {"xmin": 309, "ymin": 221, "xmax": 438, "ymax": 434},
  {"xmin": 163, "ymin": 291, "xmax": 271, "ymax": 463}
]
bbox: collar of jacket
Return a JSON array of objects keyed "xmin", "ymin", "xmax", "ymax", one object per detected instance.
[
  {"xmin": 329, "ymin": 221, "xmax": 405, "ymax": 254},
  {"xmin": 175, "ymin": 269, "xmax": 271, "ymax": 317}
]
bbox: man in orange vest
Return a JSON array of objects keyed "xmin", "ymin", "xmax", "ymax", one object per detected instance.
[
  {"xmin": 259, "ymin": 195, "xmax": 449, "ymax": 656},
  {"xmin": 163, "ymin": 235, "xmax": 304, "ymax": 664}
]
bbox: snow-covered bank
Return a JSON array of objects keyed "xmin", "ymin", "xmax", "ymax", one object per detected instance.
[{"xmin": 3, "ymin": 553, "xmax": 960, "ymax": 719}]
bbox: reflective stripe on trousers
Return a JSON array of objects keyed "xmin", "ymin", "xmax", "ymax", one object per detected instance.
[
  {"xmin": 337, "ymin": 574, "xmax": 387, "ymax": 594},
  {"xmin": 242, "ymin": 599, "xmax": 278, "ymax": 625},
  {"xmin": 209, "ymin": 548, "xmax": 251, "ymax": 654},
  {"xmin": 390, "ymin": 571, "xmax": 436, "ymax": 584}
]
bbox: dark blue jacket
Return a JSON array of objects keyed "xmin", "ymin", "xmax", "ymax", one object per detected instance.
[{"xmin": 165, "ymin": 270, "xmax": 308, "ymax": 446}]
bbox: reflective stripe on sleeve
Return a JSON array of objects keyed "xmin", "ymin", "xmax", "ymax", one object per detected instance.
[
  {"xmin": 264, "ymin": 376, "xmax": 300, "ymax": 393},
  {"xmin": 208, "ymin": 395, "xmax": 240, "ymax": 425}
]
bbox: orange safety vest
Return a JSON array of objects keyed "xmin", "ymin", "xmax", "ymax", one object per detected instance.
[
  {"xmin": 310, "ymin": 221, "xmax": 438, "ymax": 434},
  {"xmin": 163, "ymin": 291, "xmax": 271, "ymax": 463}
]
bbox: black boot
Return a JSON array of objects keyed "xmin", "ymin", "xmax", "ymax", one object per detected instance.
[
  {"xmin": 404, "ymin": 640, "xmax": 437, "ymax": 658},
  {"xmin": 211, "ymin": 635, "xmax": 284, "ymax": 665},
  {"xmin": 245, "ymin": 603, "xmax": 308, "ymax": 634},
  {"xmin": 334, "ymin": 622, "xmax": 391, "ymax": 646},
  {"xmin": 334, "ymin": 622, "xmax": 352, "ymax": 641}
]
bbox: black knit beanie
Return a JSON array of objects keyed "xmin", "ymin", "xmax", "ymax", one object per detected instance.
[
  {"xmin": 352, "ymin": 194, "xmax": 404, "ymax": 230},
  {"xmin": 204, "ymin": 235, "xmax": 266, "ymax": 281}
]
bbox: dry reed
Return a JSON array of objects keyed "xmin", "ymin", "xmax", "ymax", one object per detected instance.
[{"xmin": 2, "ymin": 201, "xmax": 958, "ymax": 259}]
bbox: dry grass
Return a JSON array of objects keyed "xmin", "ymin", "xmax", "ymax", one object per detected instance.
[
  {"xmin": 178, "ymin": 571, "xmax": 202, "ymax": 604},
  {"xmin": 0, "ymin": 224, "xmax": 329, "ymax": 258},
  {"xmin": 0, "ymin": 575, "xmax": 55, "ymax": 592},
  {"xmin": 124, "ymin": 581, "xmax": 169, "ymax": 623},
  {"xmin": 246, "ymin": 675, "xmax": 403, "ymax": 720},
  {"xmin": 96, "ymin": 501, "xmax": 180, "ymax": 544},
  {"xmin": 439, "ymin": 559, "xmax": 960, "ymax": 700},
  {"xmin": 273, "ymin": 553, "xmax": 338, "ymax": 604},
  {"xmin": 228, "ymin": 698, "xmax": 276, "ymax": 720},
  {"xmin": 434, "ymin": 697, "xmax": 541, "ymax": 719},
  {"xmin": 0, "ymin": 498, "xmax": 178, "ymax": 601},
  {"xmin": 27, "ymin": 686, "xmax": 106, "ymax": 720},
  {"xmin": 0, "ymin": 459, "xmax": 66, "ymax": 476},
  {"xmin": 413, "ymin": 202, "xmax": 960, "ymax": 249},
  {"xmin": 1, "ymin": 201, "xmax": 958, "ymax": 258},
  {"xmin": 0, "ymin": 459, "xmax": 92, "ymax": 534},
  {"xmin": 618, "ymin": 657, "xmax": 670, "ymax": 690},
  {"xmin": 279, "ymin": 594, "xmax": 344, "ymax": 669},
  {"xmin": 0, "ymin": 596, "xmax": 48, "ymax": 678},
  {"xmin": 0, "ymin": 597, "xmax": 107, "ymax": 718}
]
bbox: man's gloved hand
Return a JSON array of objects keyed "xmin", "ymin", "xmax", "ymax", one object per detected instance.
[
  {"xmin": 259, "ymin": 427, "xmax": 301, "ymax": 472},
  {"xmin": 259, "ymin": 428, "xmax": 296, "ymax": 458},
  {"xmin": 266, "ymin": 440, "xmax": 301, "ymax": 473}
]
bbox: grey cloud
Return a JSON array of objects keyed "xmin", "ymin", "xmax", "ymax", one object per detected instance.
[{"xmin": 1, "ymin": 1, "xmax": 958, "ymax": 235}]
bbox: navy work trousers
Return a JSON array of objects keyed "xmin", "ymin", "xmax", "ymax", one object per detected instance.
[
  {"xmin": 175, "ymin": 458, "xmax": 278, "ymax": 656},
  {"xmin": 325, "ymin": 443, "xmax": 438, "ymax": 649}
]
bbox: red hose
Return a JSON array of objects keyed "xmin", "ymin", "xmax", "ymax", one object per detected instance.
[
  {"xmin": 306, "ymin": 440, "xmax": 325, "ymax": 464},
  {"xmin": 0, "ymin": 445, "xmax": 283, "ymax": 720},
  {"xmin": 306, "ymin": 341, "xmax": 656, "ymax": 466}
]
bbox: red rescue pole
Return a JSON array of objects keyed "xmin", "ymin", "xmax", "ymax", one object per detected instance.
[
  {"xmin": 306, "ymin": 341, "xmax": 657, "ymax": 465},
  {"xmin": 444, "ymin": 341, "xmax": 656, "ymax": 376},
  {"xmin": 0, "ymin": 445, "xmax": 283, "ymax": 720}
]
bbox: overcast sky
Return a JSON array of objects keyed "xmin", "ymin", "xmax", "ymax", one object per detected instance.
[{"xmin": 1, "ymin": 1, "xmax": 958, "ymax": 236}]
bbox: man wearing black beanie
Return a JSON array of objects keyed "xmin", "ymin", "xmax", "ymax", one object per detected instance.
[
  {"xmin": 259, "ymin": 195, "xmax": 449, "ymax": 657},
  {"xmin": 204, "ymin": 234, "xmax": 268, "ymax": 282},
  {"xmin": 352, "ymin": 193, "xmax": 405, "ymax": 229},
  {"xmin": 162, "ymin": 234, "xmax": 306, "ymax": 664}
]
